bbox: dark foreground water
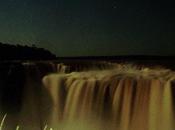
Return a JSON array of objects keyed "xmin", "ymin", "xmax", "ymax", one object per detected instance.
[{"xmin": 0, "ymin": 61, "xmax": 175, "ymax": 130}]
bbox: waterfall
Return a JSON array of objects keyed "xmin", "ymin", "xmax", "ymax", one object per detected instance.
[
  {"xmin": 0, "ymin": 61, "xmax": 175, "ymax": 130},
  {"xmin": 43, "ymin": 66, "xmax": 175, "ymax": 130}
]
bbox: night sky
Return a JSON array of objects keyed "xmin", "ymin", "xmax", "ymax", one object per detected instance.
[{"xmin": 0, "ymin": 0, "xmax": 174, "ymax": 56}]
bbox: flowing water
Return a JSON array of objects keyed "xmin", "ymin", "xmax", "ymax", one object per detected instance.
[{"xmin": 0, "ymin": 61, "xmax": 175, "ymax": 130}]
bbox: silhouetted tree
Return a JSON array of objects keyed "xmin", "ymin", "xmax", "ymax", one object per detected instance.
[{"xmin": 0, "ymin": 42, "xmax": 56, "ymax": 60}]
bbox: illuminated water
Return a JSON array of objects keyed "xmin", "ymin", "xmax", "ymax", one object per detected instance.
[{"xmin": 0, "ymin": 62, "xmax": 175, "ymax": 130}]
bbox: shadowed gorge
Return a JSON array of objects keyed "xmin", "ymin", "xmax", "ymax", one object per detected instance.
[{"xmin": 0, "ymin": 61, "xmax": 175, "ymax": 130}]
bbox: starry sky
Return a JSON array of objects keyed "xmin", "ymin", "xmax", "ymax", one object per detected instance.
[{"xmin": 0, "ymin": 0, "xmax": 174, "ymax": 56}]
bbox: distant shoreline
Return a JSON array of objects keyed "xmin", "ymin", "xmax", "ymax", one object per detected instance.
[
  {"xmin": 1, "ymin": 55, "xmax": 175, "ymax": 70},
  {"xmin": 57, "ymin": 55, "xmax": 175, "ymax": 60}
]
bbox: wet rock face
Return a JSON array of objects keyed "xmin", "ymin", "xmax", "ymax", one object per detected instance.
[
  {"xmin": 0, "ymin": 61, "xmax": 56, "ymax": 113},
  {"xmin": 0, "ymin": 63, "xmax": 25, "ymax": 113},
  {"xmin": 0, "ymin": 61, "xmax": 56, "ymax": 130}
]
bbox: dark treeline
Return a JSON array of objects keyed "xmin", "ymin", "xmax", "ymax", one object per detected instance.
[{"xmin": 0, "ymin": 42, "xmax": 56, "ymax": 60}]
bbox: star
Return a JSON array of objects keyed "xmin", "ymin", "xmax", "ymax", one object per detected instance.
[{"xmin": 113, "ymin": 6, "xmax": 117, "ymax": 9}]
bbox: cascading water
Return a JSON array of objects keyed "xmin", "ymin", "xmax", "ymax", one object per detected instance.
[
  {"xmin": 0, "ymin": 61, "xmax": 175, "ymax": 130},
  {"xmin": 42, "ymin": 66, "xmax": 175, "ymax": 130}
]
